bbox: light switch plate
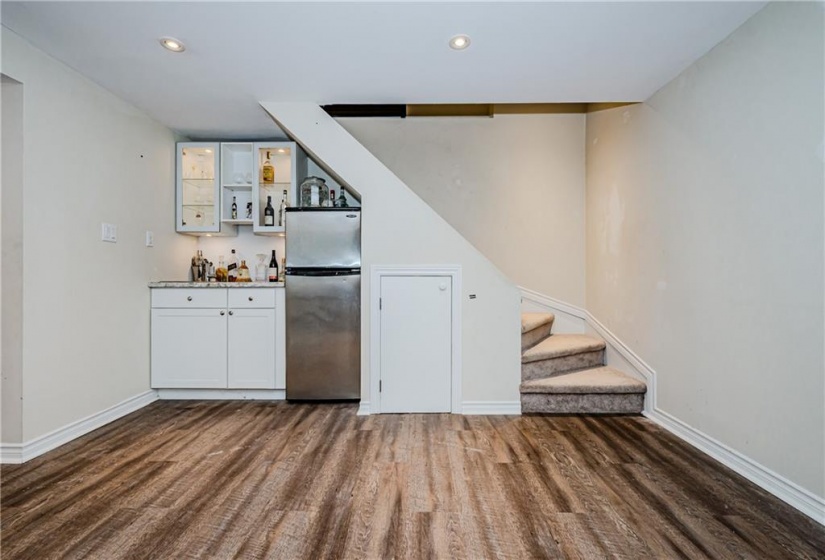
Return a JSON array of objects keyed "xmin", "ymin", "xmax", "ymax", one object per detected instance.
[
  {"xmin": 145, "ymin": 230, "xmax": 154, "ymax": 247},
  {"xmin": 101, "ymin": 223, "xmax": 117, "ymax": 243}
]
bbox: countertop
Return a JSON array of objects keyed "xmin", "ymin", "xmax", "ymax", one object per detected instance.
[{"xmin": 149, "ymin": 281, "xmax": 284, "ymax": 288}]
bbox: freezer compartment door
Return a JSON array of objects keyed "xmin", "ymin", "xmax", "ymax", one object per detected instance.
[
  {"xmin": 286, "ymin": 272, "xmax": 361, "ymax": 400},
  {"xmin": 285, "ymin": 209, "xmax": 360, "ymax": 269}
]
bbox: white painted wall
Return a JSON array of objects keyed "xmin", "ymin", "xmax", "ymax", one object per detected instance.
[
  {"xmin": 1, "ymin": 75, "xmax": 25, "ymax": 443},
  {"xmin": 585, "ymin": 3, "xmax": 824, "ymax": 497},
  {"xmin": 338, "ymin": 115, "xmax": 586, "ymax": 307},
  {"xmin": 0, "ymin": 29, "xmax": 193, "ymax": 442},
  {"xmin": 262, "ymin": 103, "xmax": 522, "ymax": 406}
]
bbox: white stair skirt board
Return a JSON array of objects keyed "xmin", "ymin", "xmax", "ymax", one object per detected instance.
[
  {"xmin": 156, "ymin": 389, "xmax": 286, "ymax": 400},
  {"xmin": 0, "ymin": 390, "xmax": 158, "ymax": 464},
  {"xmin": 519, "ymin": 287, "xmax": 825, "ymax": 526},
  {"xmin": 462, "ymin": 401, "xmax": 522, "ymax": 415},
  {"xmin": 519, "ymin": 286, "xmax": 586, "ymax": 334}
]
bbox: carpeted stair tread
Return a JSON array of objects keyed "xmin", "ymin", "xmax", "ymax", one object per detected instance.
[
  {"xmin": 521, "ymin": 312, "xmax": 555, "ymax": 334},
  {"xmin": 522, "ymin": 334, "xmax": 606, "ymax": 364},
  {"xmin": 520, "ymin": 367, "xmax": 646, "ymax": 394}
]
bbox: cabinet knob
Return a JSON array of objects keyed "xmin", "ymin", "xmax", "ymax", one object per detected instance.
[
  {"xmin": 228, "ymin": 310, "xmax": 234, "ymax": 316},
  {"xmin": 187, "ymin": 296, "xmax": 193, "ymax": 301},
  {"xmin": 220, "ymin": 311, "xmax": 225, "ymax": 316},
  {"xmin": 248, "ymin": 296, "xmax": 254, "ymax": 301}
]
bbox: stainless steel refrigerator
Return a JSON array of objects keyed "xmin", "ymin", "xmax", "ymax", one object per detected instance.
[{"xmin": 285, "ymin": 208, "xmax": 361, "ymax": 400}]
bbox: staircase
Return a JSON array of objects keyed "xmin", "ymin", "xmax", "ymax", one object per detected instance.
[{"xmin": 520, "ymin": 312, "xmax": 646, "ymax": 414}]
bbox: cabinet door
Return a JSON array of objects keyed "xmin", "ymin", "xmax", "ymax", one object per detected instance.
[
  {"xmin": 227, "ymin": 308, "xmax": 276, "ymax": 389},
  {"xmin": 151, "ymin": 308, "xmax": 227, "ymax": 388},
  {"xmin": 177, "ymin": 142, "xmax": 220, "ymax": 234}
]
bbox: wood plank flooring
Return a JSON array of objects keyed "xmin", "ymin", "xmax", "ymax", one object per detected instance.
[{"xmin": 2, "ymin": 401, "xmax": 823, "ymax": 559}]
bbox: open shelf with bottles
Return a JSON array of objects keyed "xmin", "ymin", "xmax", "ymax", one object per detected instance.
[{"xmin": 253, "ymin": 142, "xmax": 304, "ymax": 236}]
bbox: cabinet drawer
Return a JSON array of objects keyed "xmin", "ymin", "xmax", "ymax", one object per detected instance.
[
  {"xmin": 152, "ymin": 288, "xmax": 227, "ymax": 308},
  {"xmin": 228, "ymin": 288, "xmax": 276, "ymax": 309}
]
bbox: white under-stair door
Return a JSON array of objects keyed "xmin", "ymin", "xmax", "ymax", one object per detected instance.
[{"xmin": 380, "ymin": 275, "xmax": 452, "ymax": 413}]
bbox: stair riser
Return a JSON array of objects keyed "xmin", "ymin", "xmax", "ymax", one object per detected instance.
[
  {"xmin": 522, "ymin": 350, "xmax": 604, "ymax": 381},
  {"xmin": 521, "ymin": 322, "xmax": 554, "ymax": 352},
  {"xmin": 521, "ymin": 393, "xmax": 644, "ymax": 414}
]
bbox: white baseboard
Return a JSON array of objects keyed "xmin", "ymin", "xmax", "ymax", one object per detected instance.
[
  {"xmin": 357, "ymin": 401, "xmax": 370, "ymax": 416},
  {"xmin": 157, "ymin": 389, "xmax": 285, "ymax": 400},
  {"xmin": 0, "ymin": 390, "xmax": 158, "ymax": 464},
  {"xmin": 646, "ymin": 408, "xmax": 825, "ymax": 525},
  {"xmin": 462, "ymin": 401, "xmax": 521, "ymax": 415},
  {"xmin": 518, "ymin": 287, "xmax": 824, "ymax": 526}
]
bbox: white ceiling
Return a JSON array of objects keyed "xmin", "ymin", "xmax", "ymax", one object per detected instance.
[{"xmin": 1, "ymin": 1, "xmax": 765, "ymax": 139}]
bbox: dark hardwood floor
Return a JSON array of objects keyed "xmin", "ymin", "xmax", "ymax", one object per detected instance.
[{"xmin": 1, "ymin": 401, "xmax": 823, "ymax": 559}]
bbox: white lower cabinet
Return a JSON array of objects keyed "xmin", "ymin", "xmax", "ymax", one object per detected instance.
[{"xmin": 151, "ymin": 288, "xmax": 284, "ymax": 390}]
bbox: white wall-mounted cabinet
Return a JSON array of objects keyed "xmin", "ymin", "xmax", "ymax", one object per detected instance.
[
  {"xmin": 177, "ymin": 140, "xmax": 358, "ymax": 237},
  {"xmin": 150, "ymin": 287, "xmax": 285, "ymax": 389}
]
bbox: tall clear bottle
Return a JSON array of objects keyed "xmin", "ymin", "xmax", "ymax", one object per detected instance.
[{"xmin": 278, "ymin": 190, "xmax": 288, "ymax": 227}]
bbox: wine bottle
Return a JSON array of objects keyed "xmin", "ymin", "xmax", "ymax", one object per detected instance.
[
  {"xmin": 264, "ymin": 196, "xmax": 275, "ymax": 226},
  {"xmin": 231, "ymin": 196, "xmax": 238, "ymax": 220},
  {"xmin": 262, "ymin": 151, "xmax": 274, "ymax": 183},
  {"xmin": 268, "ymin": 250, "xmax": 278, "ymax": 282},
  {"xmin": 278, "ymin": 190, "xmax": 288, "ymax": 227}
]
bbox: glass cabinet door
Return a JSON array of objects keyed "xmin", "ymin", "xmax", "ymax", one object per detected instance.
[{"xmin": 177, "ymin": 142, "xmax": 219, "ymax": 233}]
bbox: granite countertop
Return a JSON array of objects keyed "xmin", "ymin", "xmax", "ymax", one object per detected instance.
[{"xmin": 149, "ymin": 281, "xmax": 284, "ymax": 288}]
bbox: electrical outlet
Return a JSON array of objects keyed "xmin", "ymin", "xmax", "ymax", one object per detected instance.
[
  {"xmin": 101, "ymin": 223, "xmax": 117, "ymax": 243},
  {"xmin": 145, "ymin": 230, "xmax": 154, "ymax": 247}
]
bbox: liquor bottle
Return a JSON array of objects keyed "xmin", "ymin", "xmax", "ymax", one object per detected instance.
[
  {"xmin": 262, "ymin": 151, "xmax": 274, "ymax": 183},
  {"xmin": 337, "ymin": 189, "xmax": 349, "ymax": 208},
  {"xmin": 329, "ymin": 190, "xmax": 336, "ymax": 208},
  {"xmin": 268, "ymin": 250, "xmax": 279, "ymax": 282},
  {"xmin": 231, "ymin": 196, "xmax": 238, "ymax": 220},
  {"xmin": 264, "ymin": 196, "xmax": 275, "ymax": 226},
  {"xmin": 237, "ymin": 260, "xmax": 251, "ymax": 282},
  {"xmin": 278, "ymin": 190, "xmax": 288, "ymax": 227},
  {"xmin": 228, "ymin": 249, "xmax": 239, "ymax": 282},
  {"xmin": 216, "ymin": 256, "xmax": 228, "ymax": 282}
]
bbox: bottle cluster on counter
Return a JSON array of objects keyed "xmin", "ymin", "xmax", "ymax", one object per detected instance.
[{"xmin": 191, "ymin": 248, "xmax": 284, "ymax": 283}]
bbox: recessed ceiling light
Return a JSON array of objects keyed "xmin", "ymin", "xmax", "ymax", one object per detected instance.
[
  {"xmin": 159, "ymin": 37, "xmax": 185, "ymax": 53},
  {"xmin": 449, "ymin": 35, "xmax": 471, "ymax": 50}
]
